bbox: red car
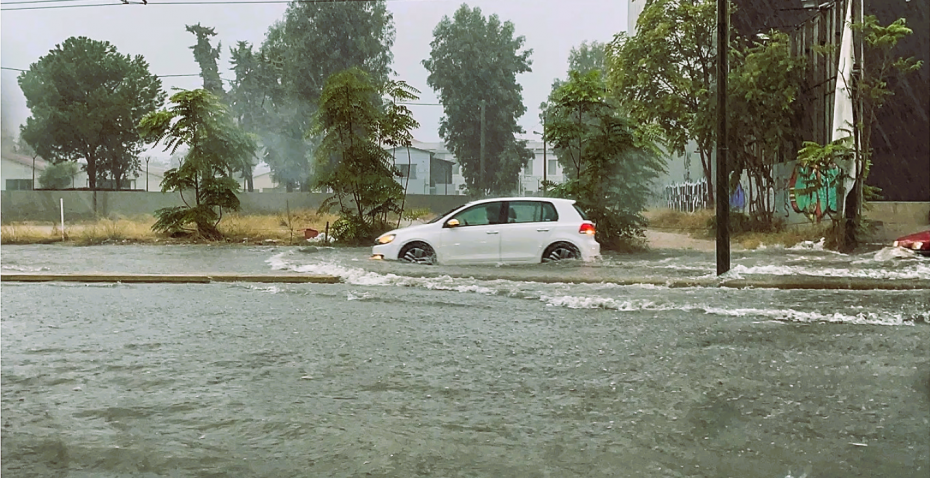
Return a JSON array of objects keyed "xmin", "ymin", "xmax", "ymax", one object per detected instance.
[{"xmin": 893, "ymin": 230, "xmax": 930, "ymax": 256}]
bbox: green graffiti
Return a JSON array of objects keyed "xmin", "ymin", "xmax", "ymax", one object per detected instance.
[{"xmin": 788, "ymin": 164, "xmax": 841, "ymax": 222}]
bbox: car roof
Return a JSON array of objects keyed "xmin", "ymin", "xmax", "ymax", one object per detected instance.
[{"xmin": 463, "ymin": 197, "xmax": 576, "ymax": 206}]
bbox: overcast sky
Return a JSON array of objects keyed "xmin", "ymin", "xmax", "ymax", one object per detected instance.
[{"xmin": 1, "ymin": 0, "xmax": 628, "ymax": 159}]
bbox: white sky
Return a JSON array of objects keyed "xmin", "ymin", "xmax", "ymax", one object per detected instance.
[{"xmin": 1, "ymin": 0, "xmax": 628, "ymax": 160}]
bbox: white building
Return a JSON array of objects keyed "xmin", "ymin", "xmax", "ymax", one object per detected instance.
[
  {"xmin": 387, "ymin": 146, "xmax": 455, "ymax": 195},
  {"xmin": 1, "ymin": 151, "xmax": 89, "ymax": 190},
  {"xmin": 413, "ymin": 140, "xmax": 564, "ymax": 196}
]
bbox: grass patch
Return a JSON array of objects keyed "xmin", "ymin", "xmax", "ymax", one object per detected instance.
[
  {"xmin": 0, "ymin": 224, "xmax": 61, "ymax": 244},
  {"xmin": 644, "ymin": 208, "xmax": 828, "ymax": 249},
  {"xmin": 1, "ymin": 211, "xmax": 343, "ymax": 246},
  {"xmin": 72, "ymin": 217, "xmax": 157, "ymax": 245},
  {"xmin": 644, "ymin": 209, "xmax": 716, "ymax": 236},
  {"xmin": 218, "ymin": 210, "xmax": 339, "ymax": 243}
]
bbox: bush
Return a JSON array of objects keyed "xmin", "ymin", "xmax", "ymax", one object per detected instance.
[{"xmin": 39, "ymin": 162, "xmax": 79, "ymax": 189}]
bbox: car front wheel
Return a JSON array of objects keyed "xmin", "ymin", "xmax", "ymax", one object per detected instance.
[
  {"xmin": 542, "ymin": 242, "xmax": 581, "ymax": 262},
  {"xmin": 399, "ymin": 242, "xmax": 436, "ymax": 265}
]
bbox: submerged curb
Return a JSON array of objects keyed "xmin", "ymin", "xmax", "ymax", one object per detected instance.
[{"xmin": 0, "ymin": 273, "xmax": 341, "ymax": 284}]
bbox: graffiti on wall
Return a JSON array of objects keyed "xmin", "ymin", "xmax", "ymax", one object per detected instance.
[
  {"xmin": 665, "ymin": 180, "xmax": 708, "ymax": 212},
  {"xmin": 788, "ymin": 163, "xmax": 842, "ymax": 222}
]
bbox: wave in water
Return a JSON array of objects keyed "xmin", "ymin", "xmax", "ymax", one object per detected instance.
[{"xmin": 266, "ymin": 252, "xmax": 919, "ymax": 326}]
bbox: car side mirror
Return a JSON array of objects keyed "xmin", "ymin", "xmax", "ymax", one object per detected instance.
[{"xmin": 445, "ymin": 218, "xmax": 460, "ymax": 228}]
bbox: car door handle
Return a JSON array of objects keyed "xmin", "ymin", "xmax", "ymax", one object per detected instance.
[
  {"xmin": 536, "ymin": 228, "xmax": 550, "ymax": 232},
  {"xmin": 486, "ymin": 231, "xmax": 499, "ymax": 235}
]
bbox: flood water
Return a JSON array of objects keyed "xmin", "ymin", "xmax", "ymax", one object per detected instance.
[{"xmin": 2, "ymin": 243, "xmax": 928, "ymax": 477}]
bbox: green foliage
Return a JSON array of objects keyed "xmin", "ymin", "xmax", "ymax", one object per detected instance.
[
  {"xmin": 311, "ymin": 68, "xmax": 405, "ymax": 245},
  {"xmin": 423, "ymin": 5, "xmax": 533, "ymax": 195},
  {"xmin": 18, "ymin": 36, "xmax": 164, "ymax": 189},
  {"xmin": 402, "ymin": 207, "xmax": 433, "ymax": 221},
  {"xmin": 727, "ymin": 30, "xmax": 806, "ymax": 215},
  {"xmin": 846, "ymin": 15, "xmax": 922, "ymax": 191},
  {"xmin": 815, "ymin": 15, "xmax": 920, "ymax": 251},
  {"xmin": 139, "ymin": 89, "xmax": 256, "ymax": 239},
  {"xmin": 545, "ymin": 70, "xmax": 665, "ymax": 251},
  {"xmin": 568, "ymin": 41, "xmax": 607, "ymax": 76},
  {"xmin": 246, "ymin": 0, "xmax": 395, "ymax": 191},
  {"xmin": 606, "ymin": 0, "xmax": 721, "ymax": 203},
  {"xmin": 380, "ymin": 79, "xmax": 422, "ymax": 226},
  {"xmin": 38, "ymin": 161, "xmax": 79, "ymax": 189},
  {"xmin": 186, "ymin": 23, "xmax": 225, "ymax": 97}
]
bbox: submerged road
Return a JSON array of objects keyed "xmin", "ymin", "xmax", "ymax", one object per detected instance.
[{"xmin": 2, "ymin": 244, "xmax": 928, "ymax": 477}]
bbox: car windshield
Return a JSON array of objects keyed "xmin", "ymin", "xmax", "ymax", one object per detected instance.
[{"xmin": 428, "ymin": 205, "xmax": 466, "ymax": 224}]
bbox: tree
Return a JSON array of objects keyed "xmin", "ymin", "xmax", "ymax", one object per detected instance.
[
  {"xmin": 39, "ymin": 162, "xmax": 79, "ymax": 189},
  {"xmin": 727, "ymin": 30, "xmax": 805, "ymax": 227},
  {"xmin": 545, "ymin": 70, "xmax": 665, "ymax": 250},
  {"xmin": 226, "ymin": 41, "xmax": 268, "ymax": 192},
  {"xmin": 254, "ymin": 0, "xmax": 396, "ymax": 191},
  {"xmin": 568, "ymin": 40, "xmax": 607, "ymax": 76},
  {"xmin": 139, "ymin": 89, "xmax": 256, "ymax": 239},
  {"xmin": 839, "ymin": 15, "xmax": 922, "ymax": 249},
  {"xmin": 606, "ymin": 0, "xmax": 721, "ymax": 204},
  {"xmin": 311, "ymin": 68, "xmax": 404, "ymax": 244},
  {"xmin": 187, "ymin": 23, "xmax": 225, "ymax": 97},
  {"xmin": 379, "ymin": 78, "xmax": 421, "ymax": 226},
  {"xmin": 423, "ymin": 4, "xmax": 533, "ymax": 196},
  {"xmin": 18, "ymin": 36, "xmax": 164, "ymax": 190},
  {"xmin": 542, "ymin": 40, "xmax": 610, "ymax": 183}
]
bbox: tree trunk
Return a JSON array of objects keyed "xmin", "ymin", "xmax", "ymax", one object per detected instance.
[
  {"xmin": 698, "ymin": 147, "xmax": 715, "ymax": 206},
  {"xmin": 86, "ymin": 155, "xmax": 98, "ymax": 190}
]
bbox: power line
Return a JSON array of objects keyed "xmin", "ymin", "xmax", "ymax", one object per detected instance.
[{"xmin": 2, "ymin": 0, "xmax": 400, "ymax": 11}]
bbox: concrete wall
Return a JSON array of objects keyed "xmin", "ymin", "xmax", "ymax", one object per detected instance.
[
  {"xmin": 863, "ymin": 201, "xmax": 930, "ymax": 241},
  {"xmin": 1, "ymin": 190, "xmax": 471, "ymax": 223}
]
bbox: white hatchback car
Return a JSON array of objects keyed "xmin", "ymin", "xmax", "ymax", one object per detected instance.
[{"xmin": 372, "ymin": 197, "xmax": 600, "ymax": 265}]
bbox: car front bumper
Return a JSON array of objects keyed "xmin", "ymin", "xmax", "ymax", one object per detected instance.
[{"xmin": 371, "ymin": 241, "xmax": 402, "ymax": 261}]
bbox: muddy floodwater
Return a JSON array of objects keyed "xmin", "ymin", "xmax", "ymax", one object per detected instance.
[{"xmin": 2, "ymin": 243, "xmax": 928, "ymax": 477}]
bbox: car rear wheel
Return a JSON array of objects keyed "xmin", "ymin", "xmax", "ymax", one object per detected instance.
[
  {"xmin": 542, "ymin": 242, "xmax": 580, "ymax": 262},
  {"xmin": 399, "ymin": 242, "xmax": 436, "ymax": 265}
]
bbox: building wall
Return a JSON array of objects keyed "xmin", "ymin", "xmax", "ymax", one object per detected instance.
[
  {"xmin": 389, "ymin": 147, "xmax": 431, "ymax": 195},
  {"xmin": 1, "ymin": 159, "xmax": 38, "ymax": 190}
]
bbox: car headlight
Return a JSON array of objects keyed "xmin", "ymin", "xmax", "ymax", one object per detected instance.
[
  {"xmin": 913, "ymin": 242, "xmax": 924, "ymax": 250},
  {"xmin": 376, "ymin": 234, "xmax": 396, "ymax": 245},
  {"xmin": 893, "ymin": 240, "xmax": 900, "ymax": 247}
]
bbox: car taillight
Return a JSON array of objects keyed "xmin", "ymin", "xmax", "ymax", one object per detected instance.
[{"xmin": 579, "ymin": 223, "xmax": 595, "ymax": 235}]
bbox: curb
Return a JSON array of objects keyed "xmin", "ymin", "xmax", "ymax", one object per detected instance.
[{"xmin": 1, "ymin": 273, "xmax": 341, "ymax": 284}]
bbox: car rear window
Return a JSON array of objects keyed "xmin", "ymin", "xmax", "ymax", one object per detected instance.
[
  {"xmin": 573, "ymin": 204, "xmax": 590, "ymax": 220},
  {"xmin": 506, "ymin": 201, "xmax": 559, "ymax": 223}
]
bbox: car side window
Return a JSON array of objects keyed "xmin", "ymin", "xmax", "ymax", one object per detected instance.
[
  {"xmin": 506, "ymin": 201, "xmax": 558, "ymax": 223},
  {"xmin": 451, "ymin": 202, "xmax": 503, "ymax": 226},
  {"xmin": 540, "ymin": 202, "xmax": 559, "ymax": 222}
]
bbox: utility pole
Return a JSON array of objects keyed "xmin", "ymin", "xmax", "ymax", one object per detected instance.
[
  {"xmin": 533, "ymin": 110, "xmax": 548, "ymax": 196},
  {"xmin": 715, "ymin": 0, "xmax": 730, "ymax": 275},
  {"xmin": 145, "ymin": 156, "xmax": 150, "ymax": 191},
  {"xmin": 479, "ymin": 100, "xmax": 486, "ymax": 196}
]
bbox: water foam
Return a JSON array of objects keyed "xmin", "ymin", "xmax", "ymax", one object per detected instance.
[
  {"xmin": 728, "ymin": 263, "xmax": 928, "ymax": 280},
  {"xmin": 266, "ymin": 251, "xmax": 919, "ymax": 326}
]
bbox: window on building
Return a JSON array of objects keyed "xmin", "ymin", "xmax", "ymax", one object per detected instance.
[
  {"xmin": 548, "ymin": 159, "xmax": 558, "ymax": 175},
  {"xmin": 524, "ymin": 160, "xmax": 534, "ymax": 176},
  {"xmin": 5, "ymin": 179, "xmax": 34, "ymax": 191},
  {"xmin": 397, "ymin": 164, "xmax": 417, "ymax": 179}
]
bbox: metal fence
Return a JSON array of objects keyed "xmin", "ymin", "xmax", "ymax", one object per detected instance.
[{"xmin": 665, "ymin": 180, "xmax": 708, "ymax": 212}]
